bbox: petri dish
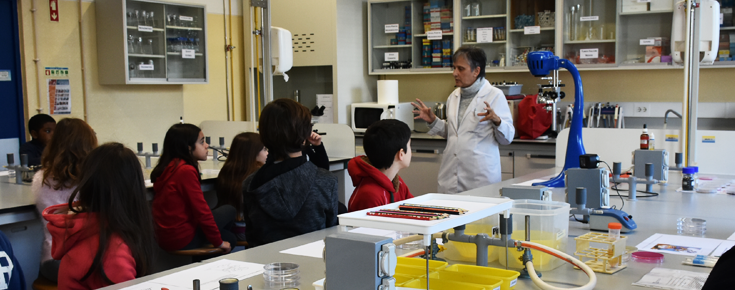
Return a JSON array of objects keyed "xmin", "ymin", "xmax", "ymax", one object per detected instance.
[
  {"xmin": 677, "ymin": 217, "xmax": 706, "ymax": 236},
  {"xmin": 263, "ymin": 262, "xmax": 300, "ymax": 288},
  {"xmin": 631, "ymin": 251, "xmax": 664, "ymax": 264}
]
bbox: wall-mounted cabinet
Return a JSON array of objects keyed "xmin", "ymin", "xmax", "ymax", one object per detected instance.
[
  {"xmin": 369, "ymin": 0, "xmax": 735, "ymax": 75},
  {"xmin": 95, "ymin": 0, "xmax": 208, "ymax": 85}
]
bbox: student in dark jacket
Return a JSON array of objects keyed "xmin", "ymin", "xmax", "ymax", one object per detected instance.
[
  {"xmin": 0, "ymin": 230, "xmax": 25, "ymax": 290},
  {"xmin": 19, "ymin": 114, "xmax": 56, "ymax": 167},
  {"xmin": 242, "ymin": 98, "xmax": 339, "ymax": 247}
]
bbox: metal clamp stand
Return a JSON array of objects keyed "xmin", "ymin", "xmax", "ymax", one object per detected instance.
[
  {"xmin": 206, "ymin": 137, "xmax": 227, "ymax": 161},
  {"xmin": 4, "ymin": 153, "xmax": 31, "ymax": 185},
  {"xmin": 136, "ymin": 142, "xmax": 160, "ymax": 169},
  {"xmin": 669, "ymin": 152, "xmax": 684, "ymax": 171},
  {"xmin": 519, "ymin": 215, "xmax": 541, "ymax": 279},
  {"xmin": 611, "ymin": 162, "xmax": 659, "ymax": 201}
]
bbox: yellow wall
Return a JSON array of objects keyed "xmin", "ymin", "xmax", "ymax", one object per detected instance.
[
  {"xmin": 386, "ymin": 67, "xmax": 735, "ymax": 104},
  {"xmin": 17, "ymin": 0, "xmax": 247, "ymax": 149}
]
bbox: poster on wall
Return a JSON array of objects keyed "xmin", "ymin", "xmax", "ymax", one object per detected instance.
[
  {"xmin": 48, "ymin": 79, "xmax": 71, "ymax": 115},
  {"xmin": 315, "ymin": 94, "xmax": 333, "ymax": 124}
]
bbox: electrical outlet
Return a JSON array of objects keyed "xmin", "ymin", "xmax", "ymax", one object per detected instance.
[{"xmin": 635, "ymin": 103, "xmax": 651, "ymax": 116}]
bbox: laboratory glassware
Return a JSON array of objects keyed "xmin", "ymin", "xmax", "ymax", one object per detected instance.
[
  {"xmin": 677, "ymin": 217, "xmax": 706, "ymax": 236},
  {"xmin": 137, "ymin": 37, "xmax": 144, "ymax": 55},
  {"xmin": 464, "ymin": 1, "xmax": 471, "ymax": 17},
  {"xmin": 128, "ymin": 35, "xmax": 136, "ymax": 54},
  {"xmin": 134, "ymin": 10, "xmax": 140, "ymax": 26},
  {"xmin": 471, "ymin": 1, "xmax": 481, "ymax": 16},
  {"xmin": 145, "ymin": 39, "xmax": 154, "ymax": 55},
  {"xmin": 126, "ymin": 11, "xmax": 134, "ymax": 26}
]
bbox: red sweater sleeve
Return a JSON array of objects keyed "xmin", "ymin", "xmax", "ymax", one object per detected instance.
[
  {"xmin": 103, "ymin": 238, "xmax": 137, "ymax": 285},
  {"xmin": 348, "ymin": 184, "xmax": 388, "ymax": 212},
  {"xmin": 179, "ymin": 167, "xmax": 223, "ymax": 247}
]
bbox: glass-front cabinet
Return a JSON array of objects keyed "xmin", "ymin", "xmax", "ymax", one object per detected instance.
[
  {"xmin": 562, "ymin": 0, "xmax": 617, "ymax": 67},
  {"xmin": 96, "ymin": 0, "xmax": 208, "ymax": 85}
]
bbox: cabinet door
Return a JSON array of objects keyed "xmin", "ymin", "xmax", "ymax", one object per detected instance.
[
  {"xmin": 507, "ymin": 0, "xmax": 556, "ymax": 68},
  {"xmin": 164, "ymin": 4, "xmax": 207, "ymax": 82},
  {"xmin": 400, "ymin": 150, "xmax": 442, "ymax": 196},
  {"xmin": 562, "ymin": 0, "xmax": 617, "ymax": 67},
  {"xmin": 514, "ymin": 151, "xmax": 555, "ymax": 177},
  {"xmin": 459, "ymin": 0, "xmax": 508, "ymax": 71},
  {"xmin": 125, "ymin": 0, "xmax": 167, "ymax": 82}
]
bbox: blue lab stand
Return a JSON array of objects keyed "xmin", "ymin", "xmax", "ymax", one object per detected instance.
[{"xmin": 526, "ymin": 51, "xmax": 586, "ymax": 188}]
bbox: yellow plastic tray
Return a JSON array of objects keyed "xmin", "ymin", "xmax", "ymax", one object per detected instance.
[
  {"xmin": 429, "ymin": 271, "xmax": 503, "ymax": 290},
  {"xmin": 393, "ymin": 273, "xmax": 417, "ymax": 285},
  {"xmin": 397, "ymin": 257, "xmax": 448, "ymax": 271},
  {"xmin": 443, "ymin": 264, "xmax": 520, "ymax": 290},
  {"xmin": 395, "ymin": 265, "xmax": 434, "ymax": 278},
  {"xmin": 402, "ymin": 278, "xmax": 488, "ymax": 290}
]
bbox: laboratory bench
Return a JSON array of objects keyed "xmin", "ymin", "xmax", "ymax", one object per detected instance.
[
  {"xmin": 356, "ymin": 133, "xmax": 557, "ymax": 196},
  {"xmin": 101, "ymin": 168, "xmax": 735, "ymax": 290}
]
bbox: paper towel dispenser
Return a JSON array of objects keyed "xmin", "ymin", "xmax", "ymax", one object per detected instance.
[{"xmin": 271, "ymin": 26, "xmax": 293, "ymax": 81}]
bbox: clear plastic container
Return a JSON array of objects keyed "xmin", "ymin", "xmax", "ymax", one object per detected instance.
[
  {"xmin": 608, "ymin": 222, "xmax": 621, "ymax": 241},
  {"xmin": 442, "ymin": 216, "xmax": 499, "ymax": 263},
  {"xmin": 428, "ymin": 271, "xmax": 503, "ymax": 290},
  {"xmin": 263, "ymin": 262, "xmax": 299, "ymax": 288},
  {"xmin": 498, "ymin": 199, "xmax": 570, "ymax": 271},
  {"xmin": 677, "ymin": 217, "xmax": 706, "ymax": 237}
]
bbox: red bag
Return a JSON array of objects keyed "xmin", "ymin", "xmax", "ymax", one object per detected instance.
[{"xmin": 517, "ymin": 94, "xmax": 552, "ymax": 140}]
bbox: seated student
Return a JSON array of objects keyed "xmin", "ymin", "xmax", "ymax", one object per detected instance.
[
  {"xmin": 703, "ymin": 246, "xmax": 735, "ymax": 289},
  {"xmin": 151, "ymin": 124, "xmax": 236, "ymax": 253},
  {"xmin": 348, "ymin": 119, "xmax": 414, "ymax": 212},
  {"xmin": 304, "ymin": 131, "xmax": 329, "ymax": 170},
  {"xmin": 242, "ymin": 98, "xmax": 339, "ymax": 247},
  {"xmin": 32, "ymin": 118, "xmax": 97, "ymax": 282},
  {"xmin": 19, "ymin": 114, "xmax": 56, "ymax": 167},
  {"xmin": 0, "ymin": 230, "xmax": 26, "ymax": 290},
  {"xmin": 216, "ymin": 132, "xmax": 267, "ymax": 239},
  {"xmin": 44, "ymin": 143, "xmax": 156, "ymax": 289}
]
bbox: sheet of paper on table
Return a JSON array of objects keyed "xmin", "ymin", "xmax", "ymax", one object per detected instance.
[
  {"xmin": 279, "ymin": 240, "xmax": 325, "ymax": 258},
  {"xmin": 727, "ymin": 231, "xmax": 735, "ymax": 241},
  {"xmin": 712, "ymin": 240, "xmax": 735, "ymax": 257},
  {"xmin": 0, "ymin": 171, "xmax": 9, "ymax": 177},
  {"xmin": 635, "ymin": 233, "xmax": 724, "ymax": 257},
  {"xmin": 632, "ymin": 267, "xmax": 709, "ymax": 290},
  {"xmin": 512, "ymin": 175, "xmax": 556, "ymax": 187},
  {"xmin": 119, "ymin": 259, "xmax": 264, "ymax": 290}
]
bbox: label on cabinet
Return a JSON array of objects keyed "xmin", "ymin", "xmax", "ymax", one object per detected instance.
[
  {"xmin": 385, "ymin": 24, "xmax": 399, "ymax": 33},
  {"xmin": 580, "ymin": 49, "xmax": 598, "ymax": 59},
  {"xmin": 477, "ymin": 27, "xmax": 494, "ymax": 43},
  {"xmin": 427, "ymin": 30, "xmax": 442, "ymax": 40},
  {"xmin": 182, "ymin": 49, "xmax": 196, "ymax": 59},
  {"xmin": 523, "ymin": 26, "xmax": 540, "ymax": 35},
  {"xmin": 137, "ymin": 25, "xmax": 153, "ymax": 32},
  {"xmin": 179, "ymin": 16, "xmax": 193, "ymax": 22},
  {"xmin": 384, "ymin": 52, "xmax": 399, "ymax": 61},
  {"xmin": 640, "ymin": 39, "xmax": 655, "ymax": 45},
  {"xmin": 637, "ymin": 0, "xmax": 651, "ymax": 2},
  {"xmin": 580, "ymin": 16, "xmax": 599, "ymax": 21},
  {"xmin": 138, "ymin": 63, "xmax": 154, "ymax": 70}
]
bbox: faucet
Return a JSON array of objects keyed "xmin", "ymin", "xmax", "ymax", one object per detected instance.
[
  {"xmin": 4, "ymin": 153, "xmax": 32, "ymax": 185},
  {"xmin": 664, "ymin": 109, "xmax": 682, "ymax": 125},
  {"xmin": 137, "ymin": 143, "xmax": 160, "ymax": 169},
  {"xmin": 612, "ymin": 162, "xmax": 660, "ymax": 201},
  {"xmin": 206, "ymin": 137, "xmax": 227, "ymax": 161},
  {"xmin": 441, "ymin": 214, "xmax": 517, "ymax": 267}
]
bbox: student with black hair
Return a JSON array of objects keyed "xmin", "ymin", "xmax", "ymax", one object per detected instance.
[
  {"xmin": 19, "ymin": 114, "xmax": 56, "ymax": 166},
  {"xmin": 242, "ymin": 98, "xmax": 339, "ymax": 247},
  {"xmin": 43, "ymin": 143, "xmax": 156, "ymax": 289},
  {"xmin": 151, "ymin": 124, "xmax": 236, "ymax": 253},
  {"xmin": 347, "ymin": 119, "xmax": 414, "ymax": 212}
]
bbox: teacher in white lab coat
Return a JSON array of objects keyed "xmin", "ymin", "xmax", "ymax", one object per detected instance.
[{"xmin": 412, "ymin": 46, "xmax": 515, "ymax": 194}]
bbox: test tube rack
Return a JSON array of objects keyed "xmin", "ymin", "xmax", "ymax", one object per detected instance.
[{"xmin": 573, "ymin": 232, "xmax": 627, "ymax": 274}]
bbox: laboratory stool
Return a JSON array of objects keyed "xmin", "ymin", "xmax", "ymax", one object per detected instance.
[
  {"xmin": 31, "ymin": 275, "xmax": 57, "ymax": 290},
  {"xmin": 236, "ymin": 241, "xmax": 249, "ymax": 247}
]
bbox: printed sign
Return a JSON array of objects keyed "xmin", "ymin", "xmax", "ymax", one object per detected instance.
[
  {"xmin": 580, "ymin": 48, "xmax": 599, "ymax": 59},
  {"xmin": 0, "ymin": 70, "xmax": 10, "ymax": 81},
  {"xmin": 640, "ymin": 39, "xmax": 655, "ymax": 45},
  {"xmin": 49, "ymin": 0, "xmax": 59, "ymax": 22},
  {"xmin": 138, "ymin": 63, "xmax": 155, "ymax": 71},
  {"xmin": 384, "ymin": 52, "xmax": 399, "ymax": 61},
  {"xmin": 638, "ymin": 0, "xmax": 651, "ymax": 2},
  {"xmin": 48, "ymin": 79, "xmax": 70, "ymax": 114},
  {"xmin": 427, "ymin": 30, "xmax": 443, "ymax": 40},
  {"xmin": 182, "ymin": 49, "xmax": 196, "ymax": 59},
  {"xmin": 179, "ymin": 16, "xmax": 193, "ymax": 21},
  {"xmin": 138, "ymin": 25, "xmax": 153, "ymax": 32},
  {"xmin": 524, "ymin": 26, "xmax": 541, "ymax": 35},
  {"xmin": 580, "ymin": 16, "xmax": 599, "ymax": 21},
  {"xmin": 665, "ymin": 134, "xmax": 679, "ymax": 142},
  {"xmin": 385, "ymin": 24, "xmax": 399, "ymax": 33},
  {"xmin": 702, "ymin": 136, "xmax": 716, "ymax": 143},
  {"xmin": 477, "ymin": 27, "xmax": 493, "ymax": 43},
  {"xmin": 44, "ymin": 67, "xmax": 69, "ymax": 77}
]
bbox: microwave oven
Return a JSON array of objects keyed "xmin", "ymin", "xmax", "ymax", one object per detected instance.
[{"xmin": 351, "ymin": 102, "xmax": 415, "ymax": 133}]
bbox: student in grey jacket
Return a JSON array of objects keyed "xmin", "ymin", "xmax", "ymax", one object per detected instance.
[{"xmin": 242, "ymin": 98, "xmax": 339, "ymax": 247}]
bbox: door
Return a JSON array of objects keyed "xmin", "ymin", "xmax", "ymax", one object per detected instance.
[{"xmin": 0, "ymin": 0, "xmax": 26, "ymax": 169}]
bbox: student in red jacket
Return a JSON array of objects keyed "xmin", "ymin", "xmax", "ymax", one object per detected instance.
[
  {"xmin": 151, "ymin": 124, "xmax": 236, "ymax": 253},
  {"xmin": 44, "ymin": 143, "xmax": 156, "ymax": 289},
  {"xmin": 348, "ymin": 119, "xmax": 414, "ymax": 212}
]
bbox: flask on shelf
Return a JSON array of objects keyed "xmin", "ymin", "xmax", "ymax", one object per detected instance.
[
  {"xmin": 640, "ymin": 124, "xmax": 649, "ymax": 150},
  {"xmin": 649, "ymin": 132, "xmax": 655, "ymax": 150},
  {"xmin": 471, "ymin": 0, "xmax": 481, "ymax": 16}
]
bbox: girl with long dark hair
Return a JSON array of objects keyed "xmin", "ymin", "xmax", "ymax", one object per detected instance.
[
  {"xmin": 150, "ymin": 123, "xmax": 236, "ymax": 252},
  {"xmin": 43, "ymin": 143, "xmax": 156, "ymax": 289},
  {"xmin": 216, "ymin": 132, "xmax": 267, "ymax": 215}
]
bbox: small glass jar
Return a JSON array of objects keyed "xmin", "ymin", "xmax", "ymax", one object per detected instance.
[{"xmin": 682, "ymin": 167, "xmax": 696, "ymax": 191}]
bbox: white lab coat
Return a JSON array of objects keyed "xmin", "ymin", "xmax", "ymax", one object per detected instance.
[{"xmin": 428, "ymin": 78, "xmax": 515, "ymax": 194}]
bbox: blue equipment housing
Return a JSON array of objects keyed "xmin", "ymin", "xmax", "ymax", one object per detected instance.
[{"xmin": 527, "ymin": 51, "xmax": 586, "ymax": 187}]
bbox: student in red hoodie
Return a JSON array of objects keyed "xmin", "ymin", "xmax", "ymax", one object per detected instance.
[
  {"xmin": 43, "ymin": 143, "xmax": 156, "ymax": 289},
  {"xmin": 348, "ymin": 119, "xmax": 414, "ymax": 212},
  {"xmin": 151, "ymin": 124, "xmax": 236, "ymax": 253}
]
